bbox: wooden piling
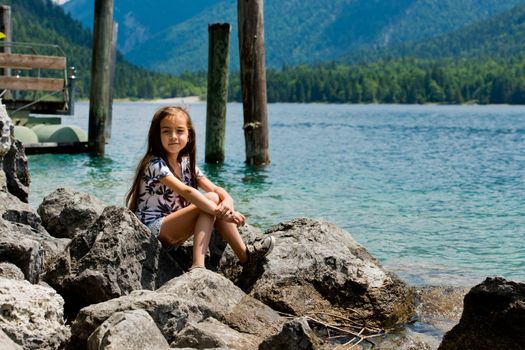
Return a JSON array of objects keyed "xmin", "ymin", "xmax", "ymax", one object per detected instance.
[
  {"xmin": 1, "ymin": 5, "xmax": 12, "ymax": 81},
  {"xmin": 237, "ymin": 0, "xmax": 270, "ymax": 165},
  {"xmin": 67, "ymin": 66, "xmax": 76, "ymax": 115},
  {"xmin": 205, "ymin": 23, "xmax": 231, "ymax": 164},
  {"xmin": 105, "ymin": 21, "xmax": 118, "ymax": 141},
  {"xmin": 88, "ymin": 0, "xmax": 114, "ymax": 156}
]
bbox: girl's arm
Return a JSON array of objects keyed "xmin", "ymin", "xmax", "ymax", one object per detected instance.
[
  {"xmin": 160, "ymin": 175, "xmax": 217, "ymax": 215},
  {"xmin": 160, "ymin": 175, "xmax": 244, "ymax": 225}
]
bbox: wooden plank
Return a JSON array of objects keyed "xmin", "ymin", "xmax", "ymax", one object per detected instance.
[
  {"xmin": 0, "ymin": 53, "xmax": 66, "ymax": 70},
  {"xmin": 2, "ymin": 99, "xmax": 68, "ymax": 115},
  {"xmin": 0, "ymin": 76, "xmax": 65, "ymax": 91}
]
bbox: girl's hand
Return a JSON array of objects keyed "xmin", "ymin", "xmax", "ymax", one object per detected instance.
[
  {"xmin": 215, "ymin": 198, "xmax": 234, "ymax": 219},
  {"xmin": 233, "ymin": 211, "xmax": 245, "ymax": 226},
  {"xmin": 222, "ymin": 210, "xmax": 245, "ymax": 226}
]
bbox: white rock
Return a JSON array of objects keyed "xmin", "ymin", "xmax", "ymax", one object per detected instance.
[
  {"xmin": 87, "ymin": 309, "xmax": 170, "ymax": 350},
  {"xmin": 0, "ymin": 277, "xmax": 70, "ymax": 349}
]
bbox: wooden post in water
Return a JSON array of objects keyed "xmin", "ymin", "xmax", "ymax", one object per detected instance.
[
  {"xmin": 88, "ymin": 0, "xmax": 114, "ymax": 156},
  {"xmin": 237, "ymin": 0, "xmax": 270, "ymax": 165},
  {"xmin": 105, "ymin": 21, "xmax": 118, "ymax": 141},
  {"xmin": 205, "ymin": 23, "xmax": 231, "ymax": 164},
  {"xmin": 0, "ymin": 6, "xmax": 12, "ymax": 81}
]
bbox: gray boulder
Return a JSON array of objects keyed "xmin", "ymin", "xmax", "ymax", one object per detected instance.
[
  {"xmin": 43, "ymin": 205, "xmax": 166, "ymax": 315},
  {"xmin": 87, "ymin": 309, "xmax": 170, "ymax": 350},
  {"xmin": 0, "ymin": 217, "xmax": 44, "ymax": 283},
  {"xmin": 171, "ymin": 317, "xmax": 260, "ymax": 349},
  {"xmin": 259, "ymin": 317, "xmax": 323, "ymax": 350},
  {"xmin": 220, "ymin": 218, "xmax": 414, "ymax": 328},
  {"xmin": 438, "ymin": 277, "xmax": 525, "ymax": 350},
  {"xmin": 69, "ymin": 269, "xmax": 285, "ymax": 349},
  {"xmin": 157, "ymin": 268, "xmax": 284, "ymax": 336},
  {"xmin": 37, "ymin": 187, "xmax": 107, "ymax": 239},
  {"xmin": 0, "ymin": 102, "xmax": 29, "ymax": 203},
  {"xmin": 2, "ymin": 138, "xmax": 30, "ymax": 203},
  {"xmin": 0, "ymin": 191, "xmax": 70, "ymax": 283},
  {"xmin": 0, "ymin": 277, "xmax": 70, "ymax": 350},
  {"xmin": 0, "ymin": 190, "xmax": 46, "ymax": 234}
]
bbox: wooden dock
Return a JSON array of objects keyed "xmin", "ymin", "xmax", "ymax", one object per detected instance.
[{"xmin": 24, "ymin": 142, "xmax": 88, "ymax": 155}]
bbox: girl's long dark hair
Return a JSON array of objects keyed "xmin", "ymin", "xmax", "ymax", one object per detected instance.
[{"xmin": 125, "ymin": 106, "xmax": 197, "ymax": 212}]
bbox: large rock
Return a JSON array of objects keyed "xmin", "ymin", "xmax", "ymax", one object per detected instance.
[
  {"xmin": 37, "ymin": 187, "xmax": 107, "ymax": 239},
  {"xmin": 0, "ymin": 219, "xmax": 68, "ymax": 284},
  {"xmin": 87, "ymin": 309, "xmax": 170, "ymax": 350},
  {"xmin": 0, "ymin": 191, "xmax": 70, "ymax": 283},
  {"xmin": 0, "ymin": 102, "xmax": 29, "ymax": 203},
  {"xmin": 438, "ymin": 277, "xmax": 525, "ymax": 350},
  {"xmin": 43, "ymin": 205, "xmax": 166, "ymax": 316},
  {"xmin": 171, "ymin": 317, "xmax": 259, "ymax": 349},
  {"xmin": 69, "ymin": 269, "xmax": 285, "ymax": 349},
  {"xmin": 0, "ymin": 277, "xmax": 70, "ymax": 350},
  {"xmin": 259, "ymin": 317, "xmax": 323, "ymax": 350},
  {"xmin": 0, "ymin": 218, "xmax": 44, "ymax": 283},
  {"xmin": 2, "ymin": 138, "xmax": 30, "ymax": 203},
  {"xmin": 220, "ymin": 218, "xmax": 414, "ymax": 328},
  {"xmin": 0, "ymin": 190, "xmax": 46, "ymax": 234},
  {"xmin": 157, "ymin": 268, "xmax": 283, "ymax": 344}
]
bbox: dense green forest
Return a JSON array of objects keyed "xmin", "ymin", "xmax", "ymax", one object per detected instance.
[
  {"xmin": 272, "ymin": 59, "xmax": 525, "ymax": 104},
  {"xmin": 178, "ymin": 57, "xmax": 525, "ymax": 104},
  {"xmin": 5, "ymin": 0, "xmax": 203, "ymax": 99}
]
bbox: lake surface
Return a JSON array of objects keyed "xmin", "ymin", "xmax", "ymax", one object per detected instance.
[{"xmin": 27, "ymin": 102, "xmax": 525, "ymax": 286}]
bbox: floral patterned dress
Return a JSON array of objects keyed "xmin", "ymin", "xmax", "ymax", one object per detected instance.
[{"xmin": 135, "ymin": 156, "xmax": 204, "ymax": 226}]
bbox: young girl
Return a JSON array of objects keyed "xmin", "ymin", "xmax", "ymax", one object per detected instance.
[{"xmin": 126, "ymin": 106, "xmax": 274, "ymax": 270}]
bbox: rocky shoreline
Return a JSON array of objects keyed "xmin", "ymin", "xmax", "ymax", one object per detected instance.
[{"xmin": 1, "ymin": 105, "xmax": 524, "ymax": 349}]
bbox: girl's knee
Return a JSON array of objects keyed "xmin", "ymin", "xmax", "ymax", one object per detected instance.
[{"xmin": 205, "ymin": 191, "xmax": 220, "ymax": 204}]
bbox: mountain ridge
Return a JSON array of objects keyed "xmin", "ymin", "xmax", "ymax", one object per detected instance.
[
  {"xmin": 342, "ymin": 2, "xmax": 525, "ymax": 63},
  {"xmin": 63, "ymin": 0, "xmax": 525, "ymax": 74}
]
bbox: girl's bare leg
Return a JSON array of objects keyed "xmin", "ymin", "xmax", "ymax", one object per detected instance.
[
  {"xmin": 191, "ymin": 211, "xmax": 215, "ymax": 267},
  {"xmin": 215, "ymin": 219, "xmax": 248, "ymax": 264},
  {"xmin": 159, "ymin": 205, "xmax": 198, "ymax": 247},
  {"xmin": 159, "ymin": 192, "xmax": 219, "ymax": 268}
]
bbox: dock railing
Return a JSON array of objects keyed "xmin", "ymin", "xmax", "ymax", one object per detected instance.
[{"xmin": 0, "ymin": 41, "xmax": 75, "ymax": 118}]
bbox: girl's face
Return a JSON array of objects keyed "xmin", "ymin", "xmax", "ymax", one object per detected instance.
[{"xmin": 160, "ymin": 113, "xmax": 190, "ymax": 157}]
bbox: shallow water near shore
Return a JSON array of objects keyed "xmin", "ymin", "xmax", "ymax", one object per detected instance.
[{"xmin": 27, "ymin": 102, "xmax": 525, "ymax": 287}]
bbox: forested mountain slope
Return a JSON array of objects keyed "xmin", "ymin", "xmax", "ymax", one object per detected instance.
[
  {"xmin": 63, "ymin": 0, "xmax": 525, "ymax": 74},
  {"xmin": 343, "ymin": 3, "xmax": 525, "ymax": 63}
]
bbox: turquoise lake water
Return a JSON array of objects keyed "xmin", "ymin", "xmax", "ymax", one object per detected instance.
[{"xmin": 27, "ymin": 102, "xmax": 525, "ymax": 286}]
